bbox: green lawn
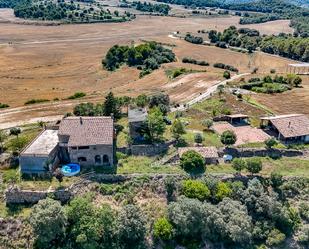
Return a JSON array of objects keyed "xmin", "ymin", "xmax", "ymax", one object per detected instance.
[{"xmin": 117, "ymin": 156, "xmax": 184, "ymax": 174}]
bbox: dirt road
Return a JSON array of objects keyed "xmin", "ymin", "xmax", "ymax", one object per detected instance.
[{"xmin": 171, "ymin": 73, "xmax": 250, "ymax": 112}]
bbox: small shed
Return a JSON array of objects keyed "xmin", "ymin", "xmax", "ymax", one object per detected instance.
[
  {"xmin": 20, "ymin": 129, "xmax": 59, "ymax": 174},
  {"xmin": 226, "ymin": 114, "xmax": 249, "ymax": 125},
  {"xmin": 178, "ymin": 147, "xmax": 219, "ymax": 165}
]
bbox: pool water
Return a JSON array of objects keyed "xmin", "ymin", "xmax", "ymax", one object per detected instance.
[{"xmin": 61, "ymin": 163, "xmax": 80, "ymax": 176}]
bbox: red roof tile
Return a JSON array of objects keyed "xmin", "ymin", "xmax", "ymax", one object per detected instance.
[{"xmin": 58, "ymin": 117, "xmax": 114, "ymax": 146}]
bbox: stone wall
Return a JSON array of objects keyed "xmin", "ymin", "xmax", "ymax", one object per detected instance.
[
  {"xmin": 5, "ymin": 186, "xmax": 71, "ymax": 204},
  {"xmin": 219, "ymin": 147, "xmax": 303, "ymax": 158}
]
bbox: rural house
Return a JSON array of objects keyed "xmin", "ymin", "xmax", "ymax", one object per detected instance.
[
  {"xmin": 58, "ymin": 117, "xmax": 115, "ymax": 167},
  {"xmin": 20, "ymin": 116, "xmax": 116, "ymax": 174},
  {"xmin": 260, "ymin": 114, "xmax": 309, "ymax": 143},
  {"xmin": 128, "ymin": 107, "xmax": 148, "ymax": 143}
]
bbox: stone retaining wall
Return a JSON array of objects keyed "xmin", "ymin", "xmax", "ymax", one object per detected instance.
[
  {"xmin": 5, "ymin": 186, "xmax": 71, "ymax": 204},
  {"xmin": 219, "ymin": 147, "xmax": 303, "ymax": 158}
]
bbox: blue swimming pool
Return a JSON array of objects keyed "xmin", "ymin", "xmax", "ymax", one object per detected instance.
[{"xmin": 61, "ymin": 163, "xmax": 80, "ymax": 177}]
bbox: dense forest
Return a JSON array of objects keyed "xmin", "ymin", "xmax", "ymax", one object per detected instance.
[
  {"xmin": 1, "ymin": 0, "xmax": 133, "ymax": 22},
  {"xmin": 1, "ymin": 176, "xmax": 308, "ymax": 249},
  {"xmin": 207, "ymin": 26, "xmax": 309, "ymax": 61},
  {"xmin": 102, "ymin": 42, "xmax": 175, "ymax": 77},
  {"xmin": 156, "ymin": 0, "xmax": 309, "ymax": 36}
]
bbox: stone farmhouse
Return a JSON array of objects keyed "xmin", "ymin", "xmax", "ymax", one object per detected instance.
[{"xmin": 20, "ymin": 116, "xmax": 115, "ymax": 174}]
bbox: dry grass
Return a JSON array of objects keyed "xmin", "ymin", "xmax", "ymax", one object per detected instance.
[{"xmin": 0, "ymin": 14, "xmax": 297, "ymax": 127}]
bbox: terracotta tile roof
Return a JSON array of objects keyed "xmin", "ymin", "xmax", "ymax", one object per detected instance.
[
  {"xmin": 178, "ymin": 147, "xmax": 219, "ymax": 158},
  {"xmin": 265, "ymin": 114, "xmax": 309, "ymax": 138},
  {"xmin": 58, "ymin": 117, "xmax": 114, "ymax": 146}
]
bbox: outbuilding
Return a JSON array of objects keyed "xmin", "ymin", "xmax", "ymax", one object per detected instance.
[
  {"xmin": 178, "ymin": 146, "xmax": 219, "ymax": 165},
  {"xmin": 20, "ymin": 129, "xmax": 59, "ymax": 174}
]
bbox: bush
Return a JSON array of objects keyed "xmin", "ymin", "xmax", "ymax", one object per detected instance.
[
  {"xmin": 0, "ymin": 103, "xmax": 9, "ymax": 108},
  {"xmin": 266, "ymin": 229, "xmax": 286, "ymax": 246},
  {"xmin": 153, "ymin": 217, "xmax": 174, "ymax": 241},
  {"xmin": 67, "ymin": 92, "xmax": 86, "ymax": 99},
  {"xmin": 194, "ymin": 133, "xmax": 204, "ymax": 144},
  {"xmin": 223, "ymin": 70, "xmax": 231, "ymax": 79},
  {"xmin": 265, "ymin": 138, "xmax": 278, "ymax": 149},
  {"xmin": 220, "ymin": 130, "xmax": 237, "ymax": 146},
  {"xmin": 180, "ymin": 150, "xmax": 205, "ymax": 175},
  {"xmin": 246, "ymin": 158, "xmax": 262, "ymax": 175},
  {"xmin": 25, "ymin": 99, "xmax": 49, "ymax": 105},
  {"xmin": 184, "ymin": 34, "xmax": 203, "ymax": 44},
  {"xmin": 232, "ymin": 158, "xmax": 246, "ymax": 173},
  {"xmin": 181, "ymin": 180, "xmax": 210, "ymax": 201},
  {"xmin": 214, "ymin": 63, "xmax": 239, "ymax": 72},
  {"xmin": 215, "ymin": 182, "xmax": 232, "ymax": 202}
]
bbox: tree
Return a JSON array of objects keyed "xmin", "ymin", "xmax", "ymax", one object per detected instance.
[
  {"xmin": 135, "ymin": 94, "xmax": 148, "ymax": 107},
  {"xmin": 270, "ymin": 172, "xmax": 283, "ymax": 189},
  {"xmin": 217, "ymin": 85, "xmax": 225, "ymax": 99},
  {"xmin": 180, "ymin": 150, "xmax": 205, "ymax": 176},
  {"xmin": 116, "ymin": 205, "xmax": 147, "ymax": 249},
  {"xmin": 232, "ymin": 158, "xmax": 246, "ymax": 174},
  {"xmin": 153, "ymin": 217, "xmax": 174, "ymax": 241},
  {"xmin": 293, "ymin": 76, "xmax": 302, "ymax": 87},
  {"xmin": 202, "ymin": 119, "xmax": 213, "ymax": 130},
  {"xmin": 181, "ymin": 179, "xmax": 210, "ymax": 201},
  {"xmin": 265, "ymin": 138, "xmax": 278, "ymax": 149},
  {"xmin": 146, "ymin": 107, "xmax": 166, "ymax": 142},
  {"xmin": 148, "ymin": 93, "xmax": 170, "ymax": 115},
  {"xmin": 29, "ymin": 198, "xmax": 66, "ymax": 248},
  {"xmin": 223, "ymin": 70, "xmax": 231, "ymax": 79},
  {"xmin": 266, "ymin": 229, "xmax": 286, "ymax": 247},
  {"xmin": 171, "ymin": 119, "xmax": 186, "ymax": 142},
  {"xmin": 168, "ymin": 197, "xmax": 204, "ymax": 239},
  {"xmin": 221, "ymin": 130, "xmax": 237, "ymax": 146},
  {"xmin": 10, "ymin": 127, "xmax": 21, "ymax": 137},
  {"xmin": 194, "ymin": 133, "xmax": 203, "ymax": 145},
  {"xmin": 246, "ymin": 158, "xmax": 262, "ymax": 175},
  {"xmin": 0, "ymin": 130, "xmax": 8, "ymax": 152},
  {"xmin": 103, "ymin": 92, "xmax": 121, "ymax": 120},
  {"xmin": 66, "ymin": 196, "xmax": 117, "ymax": 248}
]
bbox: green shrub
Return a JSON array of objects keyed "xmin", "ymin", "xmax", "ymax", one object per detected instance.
[
  {"xmin": 180, "ymin": 150, "xmax": 205, "ymax": 175},
  {"xmin": 181, "ymin": 180, "xmax": 210, "ymax": 201},
  {"xmin": 67, "ymin": 92, "xmax": 86, "ymax": 99},
  {"xmin": 266, "ymin": 229, "xmax": 286, "ymax": 246},
  {"xmin": 215, "ymin": 182, "xmax": 232, "ymax": 202},
  {"xmin": 246, "ymin": 158, "xmax": 262, "ymax": 174},
  {"xmin": 232, "ymin": 158, "xmax": 246, "ymax": 173},
  {"xmin": 25, "ymin": 99, "xmax": 49, "ymax": 105},
  {"xmin": 0, "ymin": 103, "xmax": 9, "ymax": 108},
  {"xmin": 153, "ymin": 217, "xmax": 174, "ymax": 241}
]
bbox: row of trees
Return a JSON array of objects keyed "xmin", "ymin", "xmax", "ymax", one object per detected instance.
[
  {"xmin": 156, "ymin": 0, "xmax": 309, "ymax": 36},
  {"xmin": 13, "ymin": 0, "xmax": 130, "ymax": 22},
  {"xmin": 209, "ymin": 26, "xmax": 309, "ymax": 61},
  {"xmin": 102, "ymin": 42, "xmax": 175, "ymax": 77}
]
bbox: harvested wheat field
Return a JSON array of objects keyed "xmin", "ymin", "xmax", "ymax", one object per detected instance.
[{"xmin": 0, "ymin": 14, "xmax": 297, "ymax": 127}]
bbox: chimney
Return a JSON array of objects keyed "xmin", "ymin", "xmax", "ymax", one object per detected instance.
[
  {"xmin": 80, "ymin": 117, "xmax": 83, "ymax": 125},
  {"xmin": 288, "ymin": 121, "xmax": 291, "ymax": 128},
  {"xmin": 110, "ymin": 113, "xmax": 114, "ymax": 120}
]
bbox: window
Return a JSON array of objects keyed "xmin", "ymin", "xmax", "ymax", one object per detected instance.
[
  {"xmin": 78, "ymin": 146, "xmax": 90, "ymax": 150},
  {"xmin": 71, "ymin": 147, "xmax": 77, "ymax": 150},
  {"xmin": 103, "ymin": 155, "xmax": 109, "ymax": 165},
  {"xmin": 95, "ymin": 155, "xmax": 102, "ymax": 165},
  {"xmin": 78, "ymin": 157, "xmax": 87, "ymax": 162}
]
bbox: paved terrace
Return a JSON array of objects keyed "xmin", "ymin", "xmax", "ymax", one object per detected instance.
[
  {"xmin": 213, "ymin": 122, "xmax": 270, "ymax": 146},
  {"xmin": 21, "ymin": 129, "xmax": 59, "ymax": 156}
]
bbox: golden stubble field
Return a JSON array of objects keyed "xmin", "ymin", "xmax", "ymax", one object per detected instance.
[{"xmin": 0, "ymin": 14, "xmax": 306, "ymax": 127}]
